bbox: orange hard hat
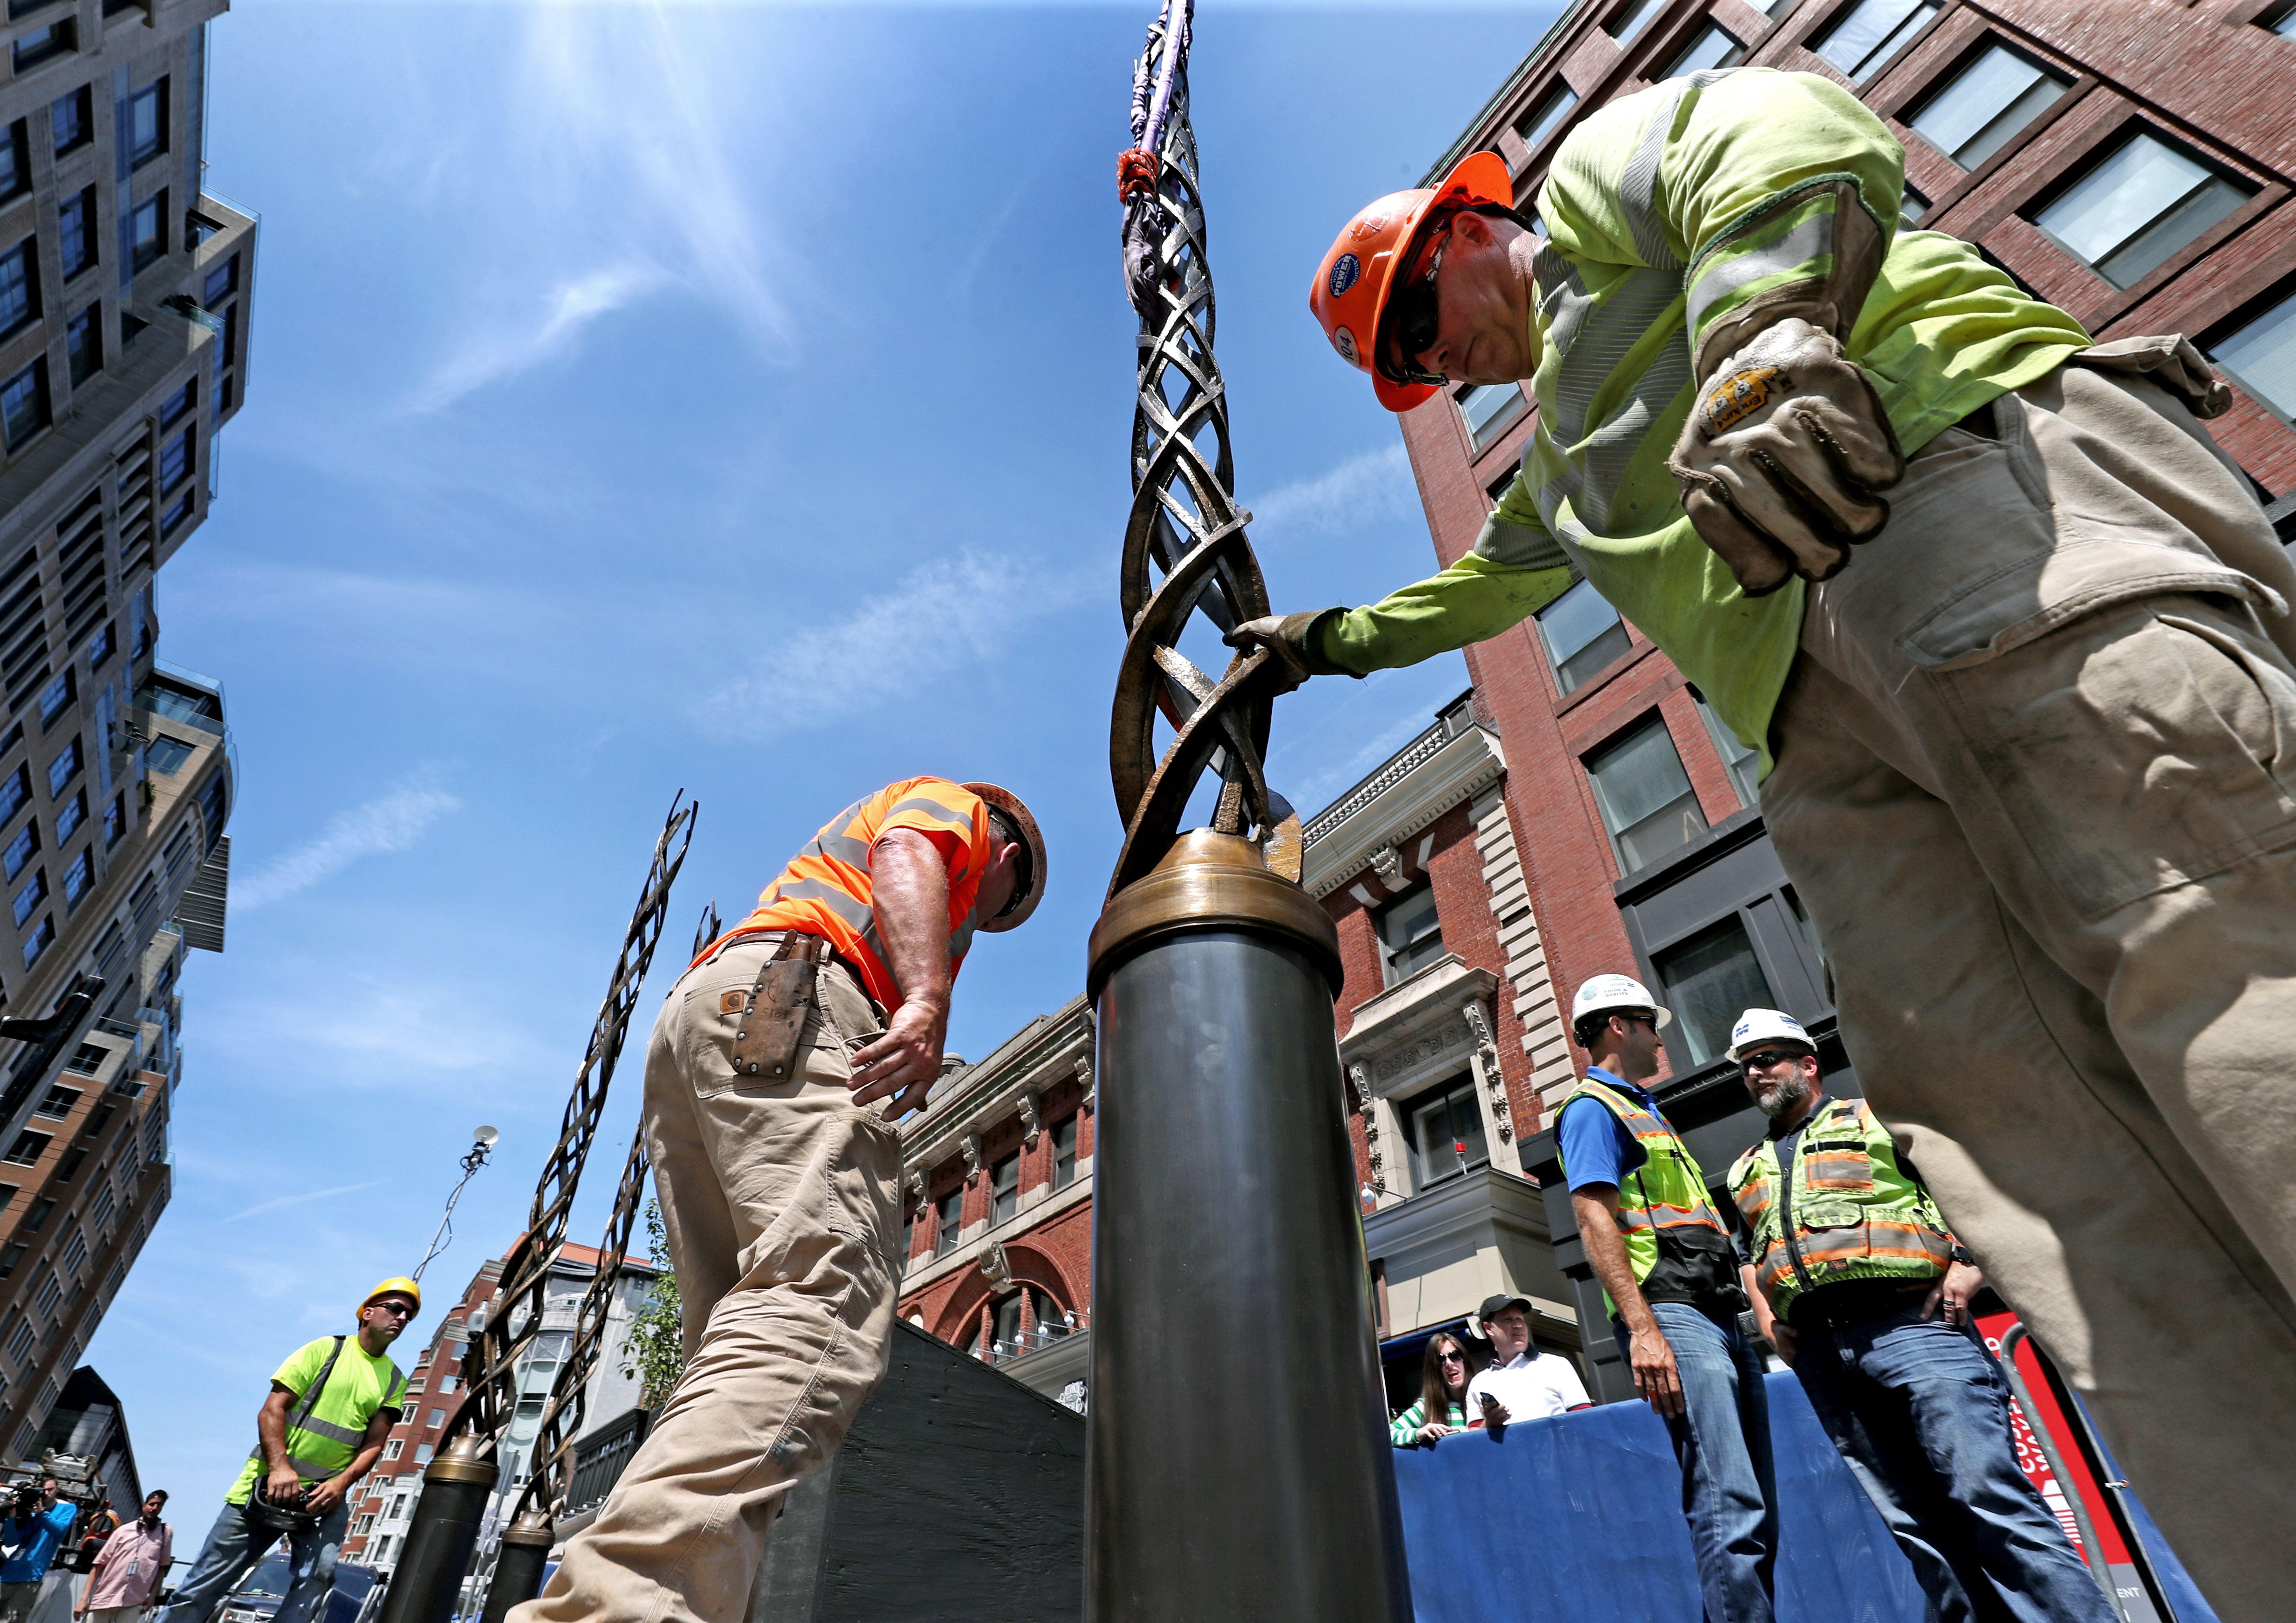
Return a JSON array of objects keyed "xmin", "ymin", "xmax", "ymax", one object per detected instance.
[{"xmin": 1309, "ymin": 149, "xmax": 1514, "ymax": 412}]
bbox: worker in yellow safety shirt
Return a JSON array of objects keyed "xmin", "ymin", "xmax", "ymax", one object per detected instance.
[
  {"xmin": 1230, "ymin": 64, "xmax": 2296, "ymax": 1622},
  {"xmin": 1722, "ymin": 1010, "xmax": 2113, "ymax": 1623},
  {"xmin": 154, "ymin": 1280, "xmax": 415, "ymax": 1623},
  {"xmin": 513, "ymin": 778, "xmax": 1047, "ymax": 1623}
]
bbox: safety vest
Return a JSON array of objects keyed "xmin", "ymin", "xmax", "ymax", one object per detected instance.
[
  {"xmin": 1726, "ymin": 1095, "xmax": 1957, "ymax": 1322},
  {"xmin": 1556, "ymin": 1076, "xmax": 1734, "ymax": 1316},
  {"xmin": 226, "ymin": 1335, "xmax": 407, "ymax": 1506},
  {"xmin": 699, "ymin": 778, "xmax": 990, "ymax": 1013}
]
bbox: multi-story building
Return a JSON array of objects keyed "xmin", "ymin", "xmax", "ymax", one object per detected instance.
[
  {"xmin": 0, "ymin": 0, "xmax": 255, "ymax": 1450},
  {"xmin": 1387, "ymin": 0, "xmax": 2296, "ymax": 1398},
  {"xmin": 342, "ymin": 1242, "xmax": 657, "ymax": 1580}
]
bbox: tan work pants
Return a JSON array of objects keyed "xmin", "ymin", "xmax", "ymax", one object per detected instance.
[
  {"xmin": 1765, "ymin": 357, "xmax": 2296, "ymax": 1623},
  {"xmin": 511, "ymin": 935, "xmax": 903, "ymax": 1623}
]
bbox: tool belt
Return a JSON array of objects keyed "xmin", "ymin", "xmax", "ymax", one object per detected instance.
[
  {"xmin": 1786, "ymin": 1277, "xmax": 1932, "ymax": 1333},
  {"xmin": 728, "ymin": 932, "xmax": 826, "ymax": 1082}
]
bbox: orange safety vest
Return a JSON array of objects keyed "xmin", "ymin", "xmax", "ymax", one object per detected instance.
[{"xmin": 697, "ymin": 778, "xmax": 991, "ymax": 1013}]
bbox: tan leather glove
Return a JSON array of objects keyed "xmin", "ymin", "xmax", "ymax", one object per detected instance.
[
  {"xmin": 1224, "ymin": 610, "xmax": 1350, "ymax": 690},
  {"xmin": 1668, "ymin": 318, "xmax": 1907, "ymax": 596}
]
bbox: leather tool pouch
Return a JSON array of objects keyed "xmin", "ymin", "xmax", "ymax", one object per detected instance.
[{"xmin": 729, "ymin": 933, "xmax": 823, "ymax": 1081}]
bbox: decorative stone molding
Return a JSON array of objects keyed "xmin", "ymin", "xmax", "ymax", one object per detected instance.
[
  {"xmin": 1019, "ymin": 1088, "xmax": 1042, "ymax": 1149},
  {"xmin": 1462, "ymin": 996, "xmax": 1510, "ymax": 1143},
  {"xmin": 1302, "ymin": 722, "xmax": 1506, "ymax": 899},
  {"xmin": 906, "ymin": 1170, "xmax": 927, "ymax": 1208},
  {"xmin": 1369, "ymin": 845, "xmax": 1404, "ymax": 891},
  {"xmin": 961, "ymin": 1131, "xmax": 983, "ymax": 1184},
  {"xmin": 980, "ymin": 1239, "xmax": 1013, "ymax": 1290},
  {"xmin": 1076, "ymin": 1051, "xmax": 1095, "ymax": 1112},
  {"xmin": 1350, "ymin": 1062, "xmax": 1386, "ymax": 1195}
]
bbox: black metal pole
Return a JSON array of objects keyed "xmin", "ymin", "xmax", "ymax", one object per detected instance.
[
  {"xmin": 377, "ymin": 1437, "xmax": 497, "ymax": 1623},
  {"xmin": 1085, "ymin": 832, "xmax": 1411, "ymax": 1623},
  {"xmin": 477, "ymin": 1510, "xmax": 554, "ymax": 1623}
]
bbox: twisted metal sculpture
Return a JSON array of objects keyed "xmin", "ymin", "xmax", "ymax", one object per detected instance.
[
  {"xmin": 445, "ymin": 796, "xmax": 694, "ymax": 1453},
  {"xmin": 1110, "ymin": 0, "xmax": 1299, "ymax": 896}
]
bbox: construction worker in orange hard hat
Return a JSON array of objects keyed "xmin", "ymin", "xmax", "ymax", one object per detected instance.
[
  {"xmin": 1235, "ymin": 61, "xmax": 2296, "ymax": 1623},
  {"xmin": 513, "ymin": 777, "xmax": 1045, "ymax": 1623}
]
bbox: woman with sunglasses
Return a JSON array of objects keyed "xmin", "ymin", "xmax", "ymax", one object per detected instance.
[{"xmin": 1389, "ymin": 1332, "xmax": 1474, "ymax": 1448}]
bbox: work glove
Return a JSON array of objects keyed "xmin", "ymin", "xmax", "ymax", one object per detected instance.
[
  {"xmin": 1224, "ymin": 610, "xmax": 1348, "ymax": 691},
  {"xmin": 1668, "ymin": 319, "xmax": 1907, "ymax": 597}
]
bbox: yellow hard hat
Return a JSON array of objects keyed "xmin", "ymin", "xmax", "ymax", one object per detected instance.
[{"xmin": 360, "ymin": 1277, "xmax": 422, "ymax": 1316}]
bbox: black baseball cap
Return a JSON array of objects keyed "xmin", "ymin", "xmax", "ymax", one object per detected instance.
[{"xmin": 1477, "ymin": 1293, "xmax": 1532, "ymax": 1323}]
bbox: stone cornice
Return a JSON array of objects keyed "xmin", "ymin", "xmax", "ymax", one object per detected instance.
[
  {"xmin": 903, "ymin": 993, "xmax": 1093, "ymax": 1172},
  {"xmin": 1339, "ymin": 955, "xmax": 1500, "ymax": 1060},
  {"xmin": 897, "ymin": 1169, "xmax": 1095, "ymax": 1296},
  {"xmin": 1302, "ymin": 725, "xmax": 1507, "ymax": 898}
]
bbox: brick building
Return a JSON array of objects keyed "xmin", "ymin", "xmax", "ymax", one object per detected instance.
[{"xmin": 1383, "ymin": 0, "xmax": 2296, "ymax": 1399}]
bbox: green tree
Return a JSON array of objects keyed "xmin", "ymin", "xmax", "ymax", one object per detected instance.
[{"xmin": 621, "ymin": 1196, "xmax": 685, "ymax": 1407}]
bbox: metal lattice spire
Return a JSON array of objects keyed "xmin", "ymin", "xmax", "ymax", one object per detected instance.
[{"xmin": 1109, "ymin": 0, "xmax": 1299, "ymax": 896}]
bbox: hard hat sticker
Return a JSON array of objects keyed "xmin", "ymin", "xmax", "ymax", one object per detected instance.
[
  {"xmin": 1329, "ymin": 253, "xmax": 1361, "ymax": 298},
  {"xmin": 1333, "ymin": 326, "xmax": 1358, "ymax": 364}
]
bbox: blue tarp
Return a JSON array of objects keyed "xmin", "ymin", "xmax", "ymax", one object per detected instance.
[{"xmin": 1394, "ymin": 1371, "xmax": 2074, "ymax": 1623}]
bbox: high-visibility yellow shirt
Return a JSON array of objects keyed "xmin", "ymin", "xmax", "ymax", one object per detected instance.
[
  {"xmin": 226, "ymin": 1336, "xmax": 406, "ymax": 1505},
  {"xmin": 1315, "ymin": 68, "xmax": 2093, "ymax": 776},
  {"xmin": 701, "ymin": 777, "xmax": 990, "ymax": 1012}
]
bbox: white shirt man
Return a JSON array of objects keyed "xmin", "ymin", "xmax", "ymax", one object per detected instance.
[{"xmin": 1462, "ymin": 1293, "xmax": 1592, "ymax": 1429}]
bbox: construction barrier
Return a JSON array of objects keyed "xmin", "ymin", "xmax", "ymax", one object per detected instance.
[{"xmin": 1391, "ymin": 1371, "xmax": 2211, "ymax": 1623}]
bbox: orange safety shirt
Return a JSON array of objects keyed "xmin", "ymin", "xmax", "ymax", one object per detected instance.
[{"xmin": 698, "ymin": 777, "xmax": 991, "ymax": 1013}]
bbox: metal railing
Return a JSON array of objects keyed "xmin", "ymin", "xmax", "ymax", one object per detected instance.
[{"xmin": 985, "ymin": 1313, "xmax": 1089, "ymax": 1367}]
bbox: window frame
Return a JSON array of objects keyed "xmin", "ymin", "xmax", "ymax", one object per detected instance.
[
  {"xmin": 124, "ymin": 77, "xmax": 166, "ymax": 171},
  {"xmin": 1583, "ymin": 713, "xmax": 1710, "ymax": 876},
  {"xmin": 2204, "ymin": 273, "xmax": 2296, "ymax": 431},
  {"xmin": 1396, "ymin": 1074, "xmax": 1491, "ymax": 1192},
  {"xmin": 1373, "ymin": 879, "xmax": 1446, "ymax": 987},
  {"xmin": 128, "ymin": 189, "xmax": 166, "ymax": 274},
  {"xmin": 1812, "ymin": 0, "xmax": 1942, "ymax": 85},
  {"xmin": 1903, "ymin": 38, "xmax": 2073, "ymax": 174},
  {"xmin": 1, "ymin": 356, "xmax": 48, "ymax": 452},
  {"xmin": 2026, "ymin": 126, "xmax": 2256, "ymax": 293}
]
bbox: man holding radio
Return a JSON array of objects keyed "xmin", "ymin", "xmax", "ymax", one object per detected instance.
[{"xmin": 154, "ymin": 1280, "xmax": 415, "ymax": 1623}]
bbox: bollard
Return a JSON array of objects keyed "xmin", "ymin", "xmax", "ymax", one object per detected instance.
[
  {"xmin": 477, "ymin": 1510, "xmax": 554, "ymax": 1623},
  {"xmin": 1084, "ymin": 831, "xmax": 1411, "ymax": 1623},
  {"xmin": 377, "ymin": 1436, "xmax": 498, "ymax": 1623}
]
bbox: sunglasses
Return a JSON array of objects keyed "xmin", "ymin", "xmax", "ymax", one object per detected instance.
[
  {"xmin": 370, "ymin": 1301, "xmax": 417, "ymax": 1318},
  {"xmin": 1381, "ymin": 227, "xmax": 1451, "ymax": 386},
  {"xmin": 1436, "ymin": 1350, "xmax": 1465, "ymax": 1364},
  {"xmin": 1740, "ymin": 1050, "xmax": 1809, "ymax": 1078}
]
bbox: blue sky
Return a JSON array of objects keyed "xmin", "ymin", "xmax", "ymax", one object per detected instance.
[{"xmin": 93, "ymin": 0, "xmax": 1561, "ymax": 1508}]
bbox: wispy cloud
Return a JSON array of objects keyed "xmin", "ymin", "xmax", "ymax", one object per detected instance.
[
  {"xmin": 697, "ymin": 552, "xmax": 1084, "ymax": 739},
  {"xmin": 223, "ymin": 1181, "xmax": 386, "ymax": 1224},
  {"xmin": 237, "ymin": 778, "xmax": 466, "ymax": 910},
  {"xmin": 1245, "ymin": 444, "xmax": 1417, "ymax": 545},
  {"xmin": 408, "ymin": 263, "xmax": 666, "ymax": 413}
]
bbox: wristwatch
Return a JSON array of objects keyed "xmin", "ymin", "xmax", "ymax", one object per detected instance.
[{"xmin": 1948, "ymin": 1244, "xmax": 1975, "ymax": 1265}]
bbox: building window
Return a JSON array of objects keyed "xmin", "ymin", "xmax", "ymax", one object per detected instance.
[
  {"xmin": 1815, "ymin": 0, "xmax": 1939, "ymax": 83},
  {"xmin": 11, "ymin": 19, "xmax": 72, "ymax": 74},
  {"xmin": 1514, "ymin": 84, "xmax": 1576, "ymax": 159},
  {"xmin": 2031, "ymin": 133, "xmax": 2252, "ymax": 291},
  {"xmin": 129, "ymin": 192, "xmax": 165, "ymax": 273},
  {"xmin": 0, "ymin": 241, "xmax": 37, "ymax": 338},
  {"xmin": 124, "ymin": 78, "xmax": 165, "ymax": 169},
  {"xmin": 1374, "ymin": 881, "xmax": 1445, "ymax": 985},
  {"xmin": 382, "ymin": 1440, "xmax": 403, "ymax": 1461},
  {"xmin": 0, "ymin": 1247, "xmax": 18, "ymax": 1281},
  {"xmin": 85, "ymin": 622, "xmax": 112, "ymax": 670},
  {"xmin": 102, "ymin": 793, "xmax": 123, "ymax": 847},
  {"xmin": 1455, "ymin": 382, "xmax": 1526, "ymax": 449},
  {"xmin": 60, "ymin": 849, "xmax": 87, "ymax": 908},
  {"xmin": 59, "ymin": 188, "xmax": 93, "ymax": 280},
  {"xmin": 159, "ymin": 490, "xmax": 192, "ymax": 537},
  {"xmin": 1908, "ymin": 44, "xmax": 2070, "ymax": 171},
  {"xmin": 33, "ymin": 1086, "xmax": 76, "ymax": 1119},
  {"xmin": 2, "ymin": 1132, "xmax": 46, "ymax": 1166},
  {"xmin": 1652, "ymin": 916, "xmax": 1778, "ymax": 1069},
  {"xmin": 0, "ymin": 770, "xmax": 25, "ymax": 828},
  {"xmin": 1665, "ymin": 24, "xmax": 1742, "ymax": 78},
  {"xmin": 0, "ymin": 121, "xmax": 23, "ymax": 201},
  {"xmin": 1608, "ymin": 0, "xmax": 1665, "ymax": 43},
  {"xmin": 934, "ymin": 1187, "xmax": 962, "ymax": 1254},
  {"xmin": 1537, "ymin": 577, "xmax": 1633, "ymax": 695},
  {"xmin": 2263, "ymin": 1, "xmax": 2296, "ymax": 37},
  {"xmin": 36, "ymin": 670, "xmax": 70, "ymax": 731},
  {"xmin": 158, "ymin": 426, "xmax": 192, "ymax": 492},
  {"xmin": 2, "ymin": 359, "xmax": 48, "ymax": 451},
  {"xmin": 990, "ymin": 1152, "xmax": 1019, "ymax": 1225},
  {"xmin": 2, "ymin": 825, "xmax": 32, "ymax": 881},
  {"xmin": 204, "ymin": 255, "xmax": 238, "ymax": 306},
  {"xmin": 1051, "ymin": 1114, "xmax": 1079, "ymax": 1191},
  {"xmin": 11, "ymin": 868, "xmax": 44, "ymax": 927},
  {"xmin": 160, "ymin": 377, "xmax": 193, "ymax": 425},
  {"xmin": 54, "ymin": 789, "xmax": 81, "ymax": 841},
  {"xmin": 50, "ymin": 85, "xmax": 87, "ymax": 153},
  {"xmin": 1900, "ymin": 186, "xmax": 1929, "ymax": 226},
  {"xmin": 1403, "ymin": 1078, "xmax": 1489, "ymax": 1189},
  {"xmin": 65, "ymin": 306, "xmax": 99, "ymax": 387},
  {"xmin": 46, "ymin": 736, "xmax": 80, "ymax": 796},
  {"xmin": 1587, "ymin": 715, "xmax": 1709, "ymax": 874},
  {"xmin": 2209, "ymin": 283, "xmax": 2296, "ymax": 425},
  {"xmin": 1694, "ymin": 694, "xmax": 1761, "ymax": 811},
  {"xmin": 24, "ymin": 1197, "xmax": 51, "ymax": 1231}
]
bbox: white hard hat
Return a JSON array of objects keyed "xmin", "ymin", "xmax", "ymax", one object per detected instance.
[
  {"xmin": 1570, "ymin": 974, "xmax": 1671, "ymax": 1030},
  {"xmin": 1727, "ymin": 1008, "xmax": 1813, "ymax": 1062}
]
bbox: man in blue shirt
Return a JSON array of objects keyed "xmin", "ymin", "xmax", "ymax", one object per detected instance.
[
  {"xmin": 0, "ymin": 1477, "xmax": 80, "ymax": 1623},
  {"xmin": 1556, "ymin": 973, "xmax": 1777, "ymax": 1623}
]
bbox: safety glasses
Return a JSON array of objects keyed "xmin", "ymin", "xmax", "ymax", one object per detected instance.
[
  {"xmin": 1379, "ymin": 226, "xmax": 1451, "ymax": 386},
  {"xmin": 1740, "ymin": 1049, "xmax": 1808, "ymax": 1078}
]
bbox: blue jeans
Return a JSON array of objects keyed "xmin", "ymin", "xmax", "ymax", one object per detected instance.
[
  {"xmin": 153, "ymin": 1501, "xmax": 350, "ymax": 1623},
  {"xmin": 1615, "ymin": 1301, "xmax": 1778, "ymax": 1623},
  {"xmin": 1791, "ymin": 1308, "xmax": 2117, "ymax": 1623}
]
